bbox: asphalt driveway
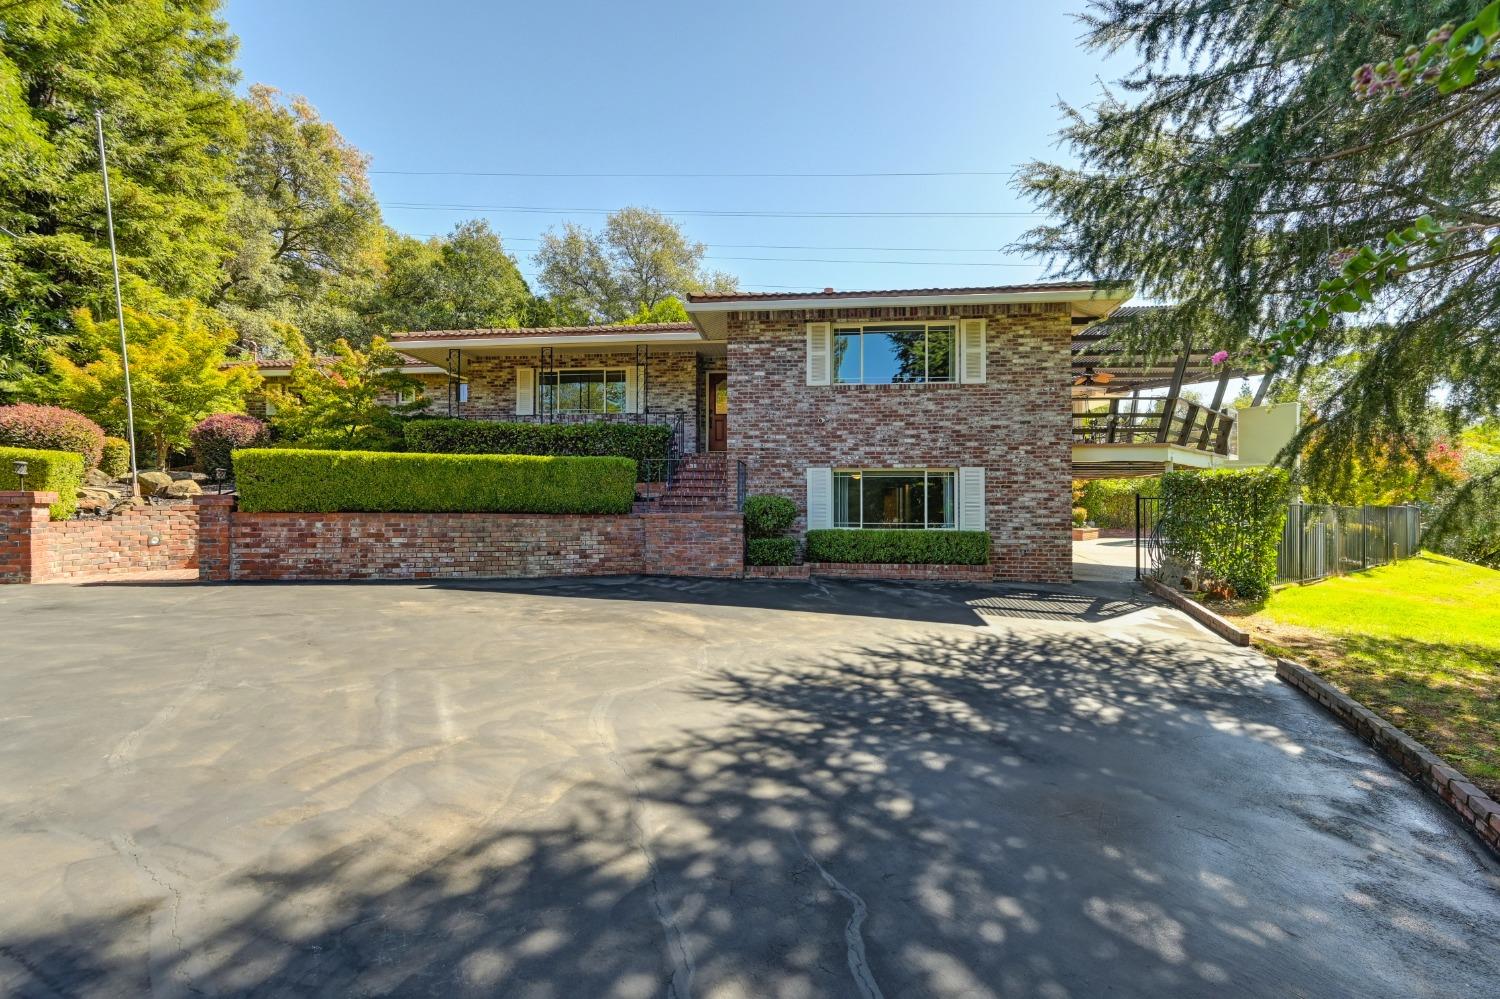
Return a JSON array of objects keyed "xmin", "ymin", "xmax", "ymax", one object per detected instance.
[{"xmin": 1, "ymin": 576, "xmax": 1496, "ymax": 998}]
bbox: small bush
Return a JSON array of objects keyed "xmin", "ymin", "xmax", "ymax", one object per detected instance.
[
  {"xmin": 191, "ymin": 413, "xmax": 268, "ymax": 477},
  {"xmin": 1158, "ymin": 467, "xmax": 1291, "ymax": 599},
  {"xmin": 0, "ymin": 445, "xmax": 85, "ymax": 520},
  {"xmin": 404, "ymin": 418, "xmax": 672, "ymax": 465},
  {"xmin": 804, "ymin": 529, "xmax": 990, "ymax": 565},
  {"xmin": 743, "ymin": 494, "xmax": 797, "ymax": 538},
  {"xmin": 234, "ymin": 448, "xmax": 637, "ymax": 514},
  {"xmin": 747, "ymin": 537, "xmax": 797, "ymax": 566},
  {"xmin": 100, "ymin": 437, "xmax": 131, "ymax": 479},
  {"xmin": 0, "ymin": 404, "xmax": 106, "ymax": 469},
  {"xmin": 1072, "ymin": 506, "xmax": 1088, "ymax": 527}
]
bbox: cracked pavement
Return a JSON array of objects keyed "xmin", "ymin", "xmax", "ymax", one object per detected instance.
[{"xmin": 0, "ymin": 575, "xmax": 1497, "ymax": 997}]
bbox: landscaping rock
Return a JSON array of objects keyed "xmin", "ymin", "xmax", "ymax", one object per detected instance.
[
  {"xmin": 163, "ymin": 479, "xmax": 202, "ymax": 498},
  {"xmin": 85, "ymin": 468, "xmax": 116, "ymax": 488},
  {"xmin": 168, "ymin": 471, "xmax": 209, "ymax": 482},
  {"xmin": 138, "ymin": 471, "xmax": 173, "ymax": 496}
]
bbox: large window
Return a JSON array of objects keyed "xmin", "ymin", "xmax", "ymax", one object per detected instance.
[
  {"xmin": 834, "ymin": 469, "xmax": 956, "ymax": 529},
  {"xmin": 833, "ymin": 324, "xmax": 955, "ymax": 384},
  {"xmin": 541, "ymin": 369, "xmax": 628, "ymax": 413}
]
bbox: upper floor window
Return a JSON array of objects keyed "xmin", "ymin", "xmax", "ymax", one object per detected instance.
[
  {"xmin": 542, "ymin": 368, "xmax": 628, "ymax": 414},
  {"xmin": 833, "ymin": 324, "xmax": 955, "ymax": 385}
]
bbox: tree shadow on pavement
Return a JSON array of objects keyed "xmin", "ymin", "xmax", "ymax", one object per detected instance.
[{"xmin": 3, "ymin": 629, "xmax": 1498, "ymax": 998}]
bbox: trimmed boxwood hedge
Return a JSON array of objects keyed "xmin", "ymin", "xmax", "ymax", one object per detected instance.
[
  {"xmin": 804, "ymin": 529, "xmax": 990, "ymax": 565},
  {"xmin": 403, "ymin": 419, "xmax": 672, "ymax": 465},
  {"xmin": 743, "ymin": 494, "xmax": 797, "ymax": 538},
  {"xmin": 1158, "ymin": 467, "xmax": 1290, "ymax": 599},
  {"xmin": 234, "ymin": 448, "xmax": 637, "ymax": 514},
  {"xmin": 0, "ymin": 445, "xmax": 85, "ymax": 520},
  {"xmin": 747, "ymin": 537, "xmax": 797, "ymax": 566}
]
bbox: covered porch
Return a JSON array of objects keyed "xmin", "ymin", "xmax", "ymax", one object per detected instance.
[{"xmin": 388, "ymin": 323, "xmax": 728, "ymax": 457}]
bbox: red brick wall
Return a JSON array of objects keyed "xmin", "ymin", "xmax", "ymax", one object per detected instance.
[
  {"xmin": 37, "ymin": 503, "xmax": 200, "ymax": 580},
  {"xmin": 222, "ymin": 509, "xmax": 743, "ymax": 581},
  {"xmin": 805, "ymin": 562, "xmax": 995, "ymax": 582},
  {"xmin": 1, "ymin": 493, "xmax": 202, "ymax": 583},
  {"xmin": 724, "ymin": 304, "xmax": 1073, "ymax": 583}
]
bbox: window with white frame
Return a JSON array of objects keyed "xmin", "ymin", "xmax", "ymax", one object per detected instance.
[
  {"xmin": 541, "ymin": 368, "xmax": 628, "ymax": 413},
  {"xmin": 832, "ymin": 324, "xmax": 955, "ymax": 384},
  {"xmin": 397, "ymin": 388, "xmax": 418, "ymax": 405},
  {"xmin": 833, "ymin": 469, "xmax": 956, "ymax": 529}
]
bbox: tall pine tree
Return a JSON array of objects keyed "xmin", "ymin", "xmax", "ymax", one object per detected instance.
[{"xmin": 1015, "ymin": 1, "xmax": 1499, "ymax": 513}]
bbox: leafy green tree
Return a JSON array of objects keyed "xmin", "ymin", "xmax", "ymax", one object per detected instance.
[
  {"xmin": 266, "ymin": 332, "xmax": 421, "ymax": 451},
  {"xmin": 619, "ymin": 296, "xmax": 690, "ymax": 325},
  {"xmin": 0, "ymin": 0, "xmax": 241, "ymax": 334},
  {"xmin": 1015, "ymin": 0, "xmax": 1500, "ymax": 523},
  {"xmin": 40, "ymin": 300, "xmax": 260, "ymax": 470},
  {"xmin": 368, "ymin": 220, "xmax": 532, "ymax": 333},
  {"xmin": 536, "ymin": 207, "xmax": 738, "ymax": 322},
  {"xmin": 215, "ymin": 84, "xmax": 383, "ymax": 352}
]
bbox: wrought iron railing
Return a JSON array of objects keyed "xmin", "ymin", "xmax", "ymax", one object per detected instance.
[{"xmin": 1073, "ymin": 397, "xmax": 1236, "ymax": 455}]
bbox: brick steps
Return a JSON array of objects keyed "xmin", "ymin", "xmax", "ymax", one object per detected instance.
[{"xmin": 647, "ymin": 455, "xmax": 731, "ymax": 511}]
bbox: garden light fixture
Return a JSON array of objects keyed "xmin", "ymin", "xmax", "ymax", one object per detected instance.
[
  {"xmin": 12, "ymin": 459, "xmax": 27, "ymax": 492},
  {"xmin": 214, "ymin": 467, "xmax": 227, "ymax": 494}
]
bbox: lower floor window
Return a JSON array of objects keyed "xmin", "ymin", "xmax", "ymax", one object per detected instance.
[
  {"xmin": 833, "ymin": 469, "xmax": 956, "ymax": 529},
  {"xmin": 541, "ymin": 369, "xmax": 627, "ymax": 413}
]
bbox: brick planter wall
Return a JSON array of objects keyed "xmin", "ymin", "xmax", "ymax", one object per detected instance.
[
  {"xmin": 215, "ymin": 508, "xmax": 743, "ymax": 581},
  {"xmin": 724, "ymin": 303, "xmax": 1073, "ymax": 583},
  {"xmin": 805, "ymin": 562, "xmax": 995, "ymax": 582},
  {"xmin": 1, "ymin": 492, "xmax": 203, "ymax": 583}
]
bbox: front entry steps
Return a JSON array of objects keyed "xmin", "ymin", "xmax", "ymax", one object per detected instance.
[{"xmin": 637, "ymin": 454, "xmax": 730, "ymax": 512}]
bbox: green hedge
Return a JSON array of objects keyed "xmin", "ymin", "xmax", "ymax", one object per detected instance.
[
  {"xmin": 804, "ymin": 529, "xmax": 991, "ymax": 565},
  {"xmin": 747, "ymin": 537, "xmax": 798, "ymax": 566},
  {"xmin": 0, "ymin": 445, "xmax": 85, "ymax": 520},
  {"xmin": 234, "ymin": 448, "xmax": 637, "ymax": 514},
  {"xmin": 1158, "ymin": 468, "xmax": 1291, "ymax": 599},
  {"xmin": 404, "ymin": 419, "xmax": 672, "ymax": 465},
  {"xmin": 1077, "ymin": 476, "xmax": 1160, "ymax": 529},
  {"xmin": 100, "ymin": 437, "xmax": 131, "ymax": 479},
  {"xmin": 743, "ymin": 494, "xmax": 797, "ymax": 538}
]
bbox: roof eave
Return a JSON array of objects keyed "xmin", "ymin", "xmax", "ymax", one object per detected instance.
[{"xmin": 684, "ymin": 286, "xmax": 1132, "ymax": 313}]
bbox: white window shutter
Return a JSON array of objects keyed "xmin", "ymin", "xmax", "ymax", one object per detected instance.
[
  {"xmin": 624, "ymin": 367, "xmax": 641, "ymax": 414},
  {"xmin": 958, "ymin": 466, "xmax": 986, "ymax": 531},
  {"xmin": 959, "ymin": 318, "xmax": 987, "ymax": 384},
  {"xmin": 806, "ymin": 467, "xmax": 833, "ymax": 530},
  {"xmin": 515, "ymin": 367, "xmax": 535, "ymax": 415},
  {"xmin": 806, "ymin": 322, "xmax": 832, "ymax": 385}
]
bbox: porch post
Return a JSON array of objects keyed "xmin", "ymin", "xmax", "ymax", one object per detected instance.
[
  {"xmin": 539, "ymin": 346, "xmax": 554, "ymax": 422},
  {"xmin": 635, "ymin": 343, "xmax": 649, "ymax": 421},
  {"xmin": 1156, "ymin": 336, "xmax": 1192, "ymax": 444},
  {"xmin": 1196, "ymin": 367, "xmax": 1232, "ymax": 450}
]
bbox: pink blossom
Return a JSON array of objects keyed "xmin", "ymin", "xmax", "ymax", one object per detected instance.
[{"xmin": 1210, "ymin": 350, "xmax": 1230, "ymax": 365}]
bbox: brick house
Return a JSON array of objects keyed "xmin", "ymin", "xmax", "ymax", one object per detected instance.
[
  {"xmin": 382, "ymin": 284, "xmax": 1123, "ymax": 583},
  {"xmin": 249, "ymin": 282, "xmax": 1251, "ymax": 584}
]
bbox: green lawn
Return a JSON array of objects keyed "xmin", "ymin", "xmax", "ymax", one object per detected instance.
[{"xmin": 1226, "ymin": 552, "xmax": 1500, "ymax": 797}]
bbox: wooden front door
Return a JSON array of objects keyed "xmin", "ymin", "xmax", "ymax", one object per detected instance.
[{"xmin": 707, "ymin": 373, "xmax": 728, "ymax": 452}]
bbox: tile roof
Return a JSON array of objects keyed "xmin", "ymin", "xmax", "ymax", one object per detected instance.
[
  {"xmin": 389, "ymin": 323, "xmax": 698, "ymax": 341},
  {"xmin": 685, "ymin": 282, "xmax": 1108, "ymax": 304}
]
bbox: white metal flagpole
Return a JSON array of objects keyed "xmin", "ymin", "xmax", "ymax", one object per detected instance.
[{"xmin": 94, "ymin": 108, "xmax": 140, "ymax": 497}]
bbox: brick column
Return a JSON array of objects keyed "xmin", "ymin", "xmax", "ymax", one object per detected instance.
[
  {"xmin": 194, "ymin": 494, "xmax": 234, "ymax": 582},
  {"xmin": 0, "ymin": 492, "xmax": 57, "ymax": 584}
]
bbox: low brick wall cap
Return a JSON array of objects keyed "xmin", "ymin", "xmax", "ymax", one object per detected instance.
[{"xmin": 0, "ymin": 490, "xmax": 59, "ymax": 506}]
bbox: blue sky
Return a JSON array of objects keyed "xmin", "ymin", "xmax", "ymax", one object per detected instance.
[{"xmin": 222, "ymin": 0, "xmax": 1137, "ymax": 295}]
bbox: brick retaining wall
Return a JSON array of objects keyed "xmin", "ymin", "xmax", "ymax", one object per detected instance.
[
  {"xmin": 217, "ymin": 509, "xmax": 743, "ymax": 581},
  {"xmin": 1, "ymin": 491, "xmax": 201, "ymax": 583},
  {"xmin": 805, "ymin": 561, "xmax": 995, "ymax": 582}
]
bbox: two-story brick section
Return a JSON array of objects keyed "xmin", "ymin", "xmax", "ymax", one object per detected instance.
[{"xmin": 685, "ymin": 284, "xmax": 1127, "ymax": 583}]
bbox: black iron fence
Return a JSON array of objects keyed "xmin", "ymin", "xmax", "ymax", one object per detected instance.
[
  {"xmin": 1135, "ymin": 497, "xmax": 1423, "ymax": 583},
  {"xmin": 1277, "ymin": 503, "xmax": 1422, "ymax": 582}
]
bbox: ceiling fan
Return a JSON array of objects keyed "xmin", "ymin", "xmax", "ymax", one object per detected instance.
[{"xmin": 1073, "ymin": 366, "xmax": 1116, "ymax": 387}]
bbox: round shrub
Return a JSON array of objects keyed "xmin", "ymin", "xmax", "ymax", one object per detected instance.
[
  {"xmin": 1072, "ymin": 506, "xmax": 1089, "ymax": 526},
  {"xmin": 100, "ymin": 437, "xmax": 131, "ymax": 479},
  {"xmin": 0, "ymin": 404, "xmax": 106, "ymax": 469},
  {"xmin": 747, "ymin": 537, "xmax": 797, "ymax": 566},
  {"xmin": 191, "ymin": 413, "xmax": 268, "ymax": 477},
  {"xmin": 743, "ymin": 494, "xmax": 797, "ymax": 538}
]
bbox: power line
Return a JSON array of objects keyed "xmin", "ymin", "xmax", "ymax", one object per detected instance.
[
  {"xmin": 413, "ymin": 233, "xmax": 1019, "ymax": 253},
  {"xmin": 373, "ymin": 168, "xmax": 1019, "ymax": 179},
  {"xmin": 385, "ymin": 202, "xmax": 1041, "ymax": 220}
]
